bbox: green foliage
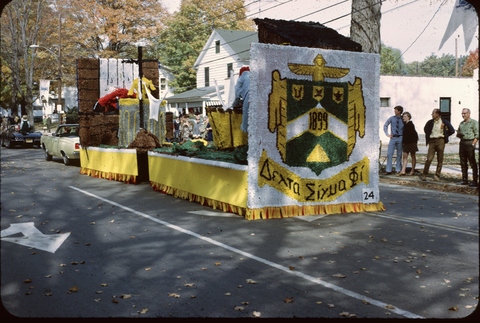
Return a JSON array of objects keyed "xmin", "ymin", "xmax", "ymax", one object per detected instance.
[
  {"xmin": 380, "ymin": 44, "xmax": 406, "ymax": 75},
  {"xmin": 381, "ymin": 43, "xmax": 476, "ymax": 77}
]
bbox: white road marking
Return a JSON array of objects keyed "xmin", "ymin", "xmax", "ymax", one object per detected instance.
[
  {"xmin": 70, "ymin": 185, "xmax": 424, "ymax": 319},
  {"xmin": 1, "ymin": 222, "xmax": 71, "ymax": 253},
  {"xmin": 295, "ymin": 214, "xmax": 328, "ymax": 222},
  {"xmin": 188, "ymin": 210, "xmax": 239, "ymax": 217}
]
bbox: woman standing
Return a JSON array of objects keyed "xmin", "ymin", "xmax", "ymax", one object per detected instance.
[{"xmin": 397, "ymin": 111, "xmax": 419, "ymax": 176}]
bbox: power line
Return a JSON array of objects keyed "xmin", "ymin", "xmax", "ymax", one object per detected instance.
[{"xmin": 397, "ymin": 0, "xmax": 448, "ymax": 62}]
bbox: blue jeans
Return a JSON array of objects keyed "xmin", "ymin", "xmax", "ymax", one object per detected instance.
[{"xmin": 386, "ymin": 136, "xmax": 402, "ymax": 172}]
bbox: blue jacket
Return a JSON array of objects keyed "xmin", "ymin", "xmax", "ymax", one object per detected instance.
[{"xmin": 423, "ymin": 118, "xmax": 455, "ymax": 145}]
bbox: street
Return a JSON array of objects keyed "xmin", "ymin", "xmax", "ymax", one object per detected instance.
[{"xmin": 1, "ymin": 146, "xmax": 478, "ymax": 318}]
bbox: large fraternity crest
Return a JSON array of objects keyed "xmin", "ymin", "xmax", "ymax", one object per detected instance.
[{"xmin": 268, "ymin": 54, "xmax": 366, "ymax": 176}]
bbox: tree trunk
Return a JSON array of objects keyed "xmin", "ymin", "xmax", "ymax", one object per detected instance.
[{"xmin": 350, "ymin": 0, "xmax": 382, "ymax": 54}]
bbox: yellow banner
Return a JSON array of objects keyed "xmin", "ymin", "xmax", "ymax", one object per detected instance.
[{"xmin": 258, "ymin": 150, "xmax": 369, "ymax": 202}]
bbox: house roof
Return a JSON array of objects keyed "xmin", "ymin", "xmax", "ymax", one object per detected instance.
[
  {"xmin": 193, "ymin": 29, "xmax": 258, "ymax": 68},
  {"xmin": 166, "ymin": 85, "xmax": 224, "ymax": 104},
  {"xmin": 253, "ymin": 18, "xmax": 362, "ymax": 52},
  {"xmin": 215, "ymin": 29, "xmax": 258, "ymax": 61}
]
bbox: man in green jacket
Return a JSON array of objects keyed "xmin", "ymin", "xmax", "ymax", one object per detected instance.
[{"xmin": 456, "ymin": 108, "xmax": 478, "ymax": 187}]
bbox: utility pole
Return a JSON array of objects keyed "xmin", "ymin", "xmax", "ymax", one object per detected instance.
[
  {"xmin": 138, "ymin": 46, "xmax": 144, "ymax": 129},
  {"xmin": 455, "ymin": 37, "xmax": 459, "ymax": 77}
]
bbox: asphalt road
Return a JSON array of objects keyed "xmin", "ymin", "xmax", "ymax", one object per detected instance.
[{"xmin": 1, "ymin": 147, "xmax": 478, "ymax": 318}]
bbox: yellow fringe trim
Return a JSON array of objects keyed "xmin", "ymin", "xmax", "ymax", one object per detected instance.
[
  {"xmin": 151, "ymin": 182, "xmax": 247, "ymax": 216},
  {"xmin": 150, "ymin": 181, "xmax": 385, "ymax": 220},
  {"xmin": 80, "ymin": 167, "xmax": 137, "ymax": 184}
]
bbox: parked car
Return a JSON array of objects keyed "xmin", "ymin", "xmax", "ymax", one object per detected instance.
[
  {"xmin": 40, "ymin": 124, "xmax": 80, "ymax": 165},
  {"xmin": 1, "ymin": 124, "xmax": 42, "ymax": 148}
]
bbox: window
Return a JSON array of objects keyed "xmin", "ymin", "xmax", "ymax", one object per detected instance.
[
  {"xmin": 160, "ymin": 78, "xmax": 166, "ymax": 91},
  {"xmin": 227, "ymin": 63, "xmax": 233, "ymax": 78},
  {"xmin": 380, "ymin": 97, "xmax": 390, "ymax": 108},
  {"xmin": 215, "ymin": 40, "xmax": 220, "ymax": 54},
  {"xmin": 204, "ymin": 67, "xmax": 210, "ymax": 87}
]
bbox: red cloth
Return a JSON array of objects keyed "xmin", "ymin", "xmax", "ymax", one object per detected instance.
[
  {"xmin": 239, "ymin": 66, "xmax": 250, "ymax": 76},
  {"xmin": 97, "ymin": 88, "xmax": 135, "ymax": 112}
]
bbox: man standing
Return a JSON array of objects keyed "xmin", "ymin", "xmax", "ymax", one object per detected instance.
[
  {"xmin": 420, "ymin": 108, "xmax": 455, "ymax": 181},
  {"xmin": 234, "ymin": 66, "xmax": 250, "ymax": 133},
  {"xmin": 383, "ymin": 105, "xmax": 404, "ymax": 174},
  {"xmin": 456, "ymin": 108, "xmax": 478, "ymax": 187}
]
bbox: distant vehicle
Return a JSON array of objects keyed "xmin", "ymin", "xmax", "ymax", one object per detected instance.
[
  {"xmin": 40, "ymin": 124, "xmax": 80, "ymax": 165},
  {"xmin": 1, "ymin": 124, "xmax": 42, "ymax": 148}
]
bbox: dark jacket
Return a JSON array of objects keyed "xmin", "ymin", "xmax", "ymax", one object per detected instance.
[
  {"xmin": 402, "ymin": 121, "xmax": 418, "ymax": 144},
  {"xmin": 423, "ymin": 118, "xmax": 455, "ymax": 145}
]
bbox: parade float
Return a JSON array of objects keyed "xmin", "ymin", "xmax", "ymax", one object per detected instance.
[{"xmin": 78, "ymin": 18, "xmax": 385, "ymax": 220}]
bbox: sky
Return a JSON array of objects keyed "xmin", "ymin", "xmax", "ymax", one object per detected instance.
[{"xmin": 163, "ymin": 0, "xmax": 479, "ymax": 63}]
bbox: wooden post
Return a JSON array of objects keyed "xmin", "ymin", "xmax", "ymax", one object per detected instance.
[{"xmin": 138, "ymin": 46, "xmax": 144, "ymax": 129}]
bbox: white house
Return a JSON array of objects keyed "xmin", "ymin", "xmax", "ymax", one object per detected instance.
[{"xmin": 166, "ymin": 29, "xmax": 258, "ymax": 116}]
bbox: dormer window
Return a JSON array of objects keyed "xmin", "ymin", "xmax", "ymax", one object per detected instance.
[{"xmin": 215, "ymin": 40, "xmax": 220, "ymax": 54}]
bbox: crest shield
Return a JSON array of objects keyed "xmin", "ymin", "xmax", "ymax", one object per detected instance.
[{"xmin": 268, "ymin": 55, "xmax": 366, "ymax": 176}]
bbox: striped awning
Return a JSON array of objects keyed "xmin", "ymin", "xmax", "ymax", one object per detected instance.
[{"xmin": 205, "ymin": 100, "xmax": 223, "ymax": 107}]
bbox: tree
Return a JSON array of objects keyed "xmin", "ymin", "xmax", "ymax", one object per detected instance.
[
  {"xmin": 60, "ymin": 0, "xmax": 169, "ymax": 60},
  {"xmin": 380, "ymin": 44, "xmax": 406, "ymax": 75},
  {"xmin": 350, "ymin": 0, "xmax": 381, "ymax": 54},
  {"xmin": 154, "ymin": 0, "xmax": 255, "ymax": 93},
  {"xmin": 0, "ymin": 0, "xmax": 51, "ymax": 121},
  {"xmin": 417, "ymin": 53, "xmax": 457, "ymax": 77},
  {"xmin": 462, "ymin": 48, "xmax": 478, "ymax": 77}
]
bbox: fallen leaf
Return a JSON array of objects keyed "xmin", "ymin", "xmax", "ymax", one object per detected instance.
[
  {"xmin": 23, "ymin": 279, "xmax": 32, "ymax": 283},
  {"xmin": 283, "ymin": 297, "xmax": 294, "ymax": 303},
  {"xmin": 112, "ymin": 298, "xmax": 119, "ymax": 304},
  {"xmin": 120, "ymin": 294, "xmax": 132, "ymax": 299},
  {"xmin": 328, "ymin": 304, "xmax": 335, "ymax": 308},
  {"xmin": 109, "ymin": 219, "xmax": 114, "ymax": 223},
  {"xmin": 95, "ymin": 291, "xmax": 103, "ymax": 294},
  {"xmin": 234, "ymin": 306, "xmax": 245, "ymax": 311},
  {"xmin": 169, "ymin": 293, "xmax": 180, "ymax": 298},
  {"xmin": 100, "ymin": 283, "xmax": 108, "ymax": 287},
  {"xmin": 340, "ymin": 311, "xmax": 356, "ymax": 317},
  {"xmin": 252, "ymin": 311, "xmax": 261, "ymax": 317},
  {"xmin": 68, "ymin": 286, "xmax": 79, "ymax": 293},
  {"xmin": 93, "ymin": 298, "xmax": 101, "ymax": 302},
  {"xmin": 224, "ymin": 292, "xmax": 231, "ymax": 296},
  {"xmin": 289, "ymin": 266, "xmax": 295, "ymax": 271},
  {"xmin": 184, "ymin": 283, "xmax": 195, "ymax": 287},
  {"xmin": 139, "ymin": 308, "xmax": 148, "ymax": 314},
  {"xmin": 448, "ymin": 306, "xmax": 459, "ymax": 311},
  {"xmin": 246, "ymin": 279, "xmax": 257, "ymax": 284},
  {"xmin": 385, "ymin": 304, "xmax": 395, "ymax": 309},
  {"xmin": 333, "ymin": 273, "xmax": 346, "ymax": 278},
  {"xmin": 59, "ymin": 264, "xmax": 67, "ymax": 267},
  {"xmin": 215, "ymin": 262, "xmax": 221, "ymax": 266},
  {"xmin": 145, "ymin": 268, "xmax": 151, "ymax": 271}
]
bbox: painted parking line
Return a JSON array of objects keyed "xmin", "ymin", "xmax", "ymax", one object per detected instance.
[
  {"xmin": 69, "ymin": 185, "xmax": 424, "ymax": 319},
  {"xmin": 370, "ymin": 212, "xmax": 479, "ymax": 236}
]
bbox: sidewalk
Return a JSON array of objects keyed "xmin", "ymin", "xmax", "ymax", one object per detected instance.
[{"xmin": 379, "ymin": 140, "xmax": 479, "ymax": 193}]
